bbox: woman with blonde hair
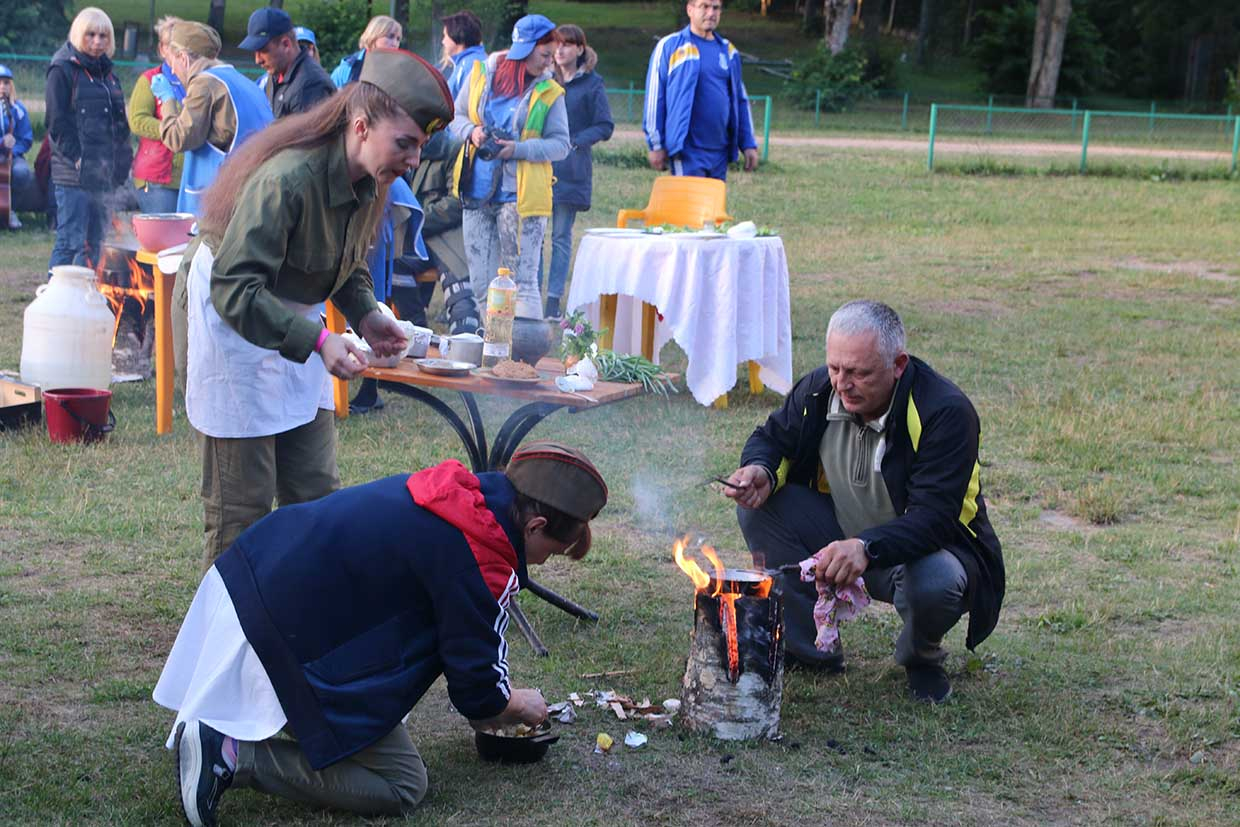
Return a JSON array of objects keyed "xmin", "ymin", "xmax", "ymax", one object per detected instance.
[
  {"xmin": 45, "ymin": 6, "xmax": 131, "ymax": 269},
  {"xmin": 330, "ymin": 15, "xmax": 402, "ymax": 88},
  {"xmin": 183, "ymin": 50, "xmax": 453, "ymax": 569},
  {"xmin": 128, "ymin": 15, "xmax": 184, "ymax": 214}
]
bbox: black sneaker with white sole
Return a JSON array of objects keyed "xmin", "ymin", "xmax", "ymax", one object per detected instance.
[
  {"xmin": 906, "ymin": 664, "xmax": 952, "ymax": 704},
  {"xmin": 175, "ymin": 720, "xmax": 234, "ymax": 827}
]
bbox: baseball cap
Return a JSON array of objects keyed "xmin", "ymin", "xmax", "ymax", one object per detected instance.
[
  {"xmin": 293, "ymin": 26, "xmax": 317, "ymax": 46},
  {"xmin": 507, "ymin": 14, "xmax": 556, "ymax": 61},
  {"xmin": 0, "ymin": 65, "xmax": 13, "ymax": 80},
  {"xmin": 239, "ymin": 6, "xmax": 293, "ymax": 51}
]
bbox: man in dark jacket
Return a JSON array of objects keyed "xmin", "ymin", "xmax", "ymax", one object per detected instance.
[
  {"xmin": 725, "ymin": 301, "xmax": 1004, "ymax": 704},
  {"xmin": 241, "ymin": 6, "xmax": 334, "ymax": 119},
  {"xmin": 156, "ymin": 442, "xmax": 608, "ymax": 827}
]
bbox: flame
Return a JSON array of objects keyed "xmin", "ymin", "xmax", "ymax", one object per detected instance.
[
  {"xmin": 699, "ymin": 545, "xmax": 725, "ymax": 597},
  {"xmin": 96, "ymin": 255, "xmax": 154, "ymax": 346},
  {"xmin": 672, "ymin": 536, "xmax": 710, "ymax": 591},
  {"xmin": 719, "ymin": 593, "xmax": 740, "ymax": 681}
]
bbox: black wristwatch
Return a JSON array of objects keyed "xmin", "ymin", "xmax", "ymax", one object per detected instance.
[{"xmin": 860, "ymin": 538, "xmax": 878, "ymax": 562}]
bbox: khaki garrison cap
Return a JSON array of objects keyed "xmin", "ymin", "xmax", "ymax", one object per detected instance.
[
  {"xmin": 169, "ymin": 21, "xmax": 222, "ymax": 59},
  {"xmin": 359, "ymin": 48, "xmax": 454, "ymax": 135},
  {"xmin": 506, "ymin": 442, "xmax": 608, "ymax": 522}
]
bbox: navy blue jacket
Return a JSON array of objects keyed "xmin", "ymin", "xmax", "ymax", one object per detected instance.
[
  {"xmin": 45, "ymin": 42, "xmax": 132, "ymax": 190},
  {"xmin": 551, "ymin": 48, "xmax": 613, "ymax": 211},
  {"xmin": 216, "ymin": 465, "xmax": 528, "ymax": 769},
  {"xmin": 740, "ymin": 357, "xmax": 1004, "ymax": 649}
]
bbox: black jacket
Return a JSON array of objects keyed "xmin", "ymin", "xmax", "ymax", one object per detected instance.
[
  {"xmin": 267, "ymin": 47, "xmax": 335, "ymax": 120},
  {"xmin": 551, "ymin": 48, "xmax": 613, "ymax": 210},
  {"xmin": 45, "ymin": 42, "xmax": 132, "ymax": 190},
  {"xmin": 740, "ymin": 357, "xmax": 1005, "ymax": 649}
]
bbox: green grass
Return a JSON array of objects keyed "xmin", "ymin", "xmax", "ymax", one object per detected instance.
[{"xmin": 3, "ymin": 124, "xmax": 1240, "ymax": 826}]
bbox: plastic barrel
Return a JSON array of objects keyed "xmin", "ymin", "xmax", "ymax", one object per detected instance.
[{"xmin": 43, "ymin": 388, "xmax": 115, "ymax": 444}]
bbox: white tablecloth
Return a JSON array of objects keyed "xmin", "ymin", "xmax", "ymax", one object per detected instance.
[{"xmin": 565, "ymin": 234, "xmax": 793, "ymax": 406}]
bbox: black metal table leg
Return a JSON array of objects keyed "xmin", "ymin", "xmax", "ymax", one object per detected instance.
[
  {"xmin": 378, "ymin": 382, "xmax": 486, "ymax": 470},
  {"xmin": 488, "ymin": 402, "xmax": 564, "ymax": 469},
  {"xmin": 507, "ymin": 600, "xmax": 549, "ymax": 657}
]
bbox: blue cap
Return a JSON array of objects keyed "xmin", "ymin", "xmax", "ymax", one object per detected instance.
[
  {"xmin": 239, "ymin": 7, "xmax": 293, "ymax": 51},
  {"xmin": 293, "ymin": 26, "xmax": 316, "ymax": 46},
  {"xmin": 0, "ymin": 64, "xmax": 12, "ymax": 79},
  {"xmin": 507, "ymin": 14, "xmax": 555, "ymax": 61}
]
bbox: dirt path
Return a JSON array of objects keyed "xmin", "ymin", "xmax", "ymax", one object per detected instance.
[{"xmin": 612, "ymin": 129, "xmax": 1233, "ymax": 163}]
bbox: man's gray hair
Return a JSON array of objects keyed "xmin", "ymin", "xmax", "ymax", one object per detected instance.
[{"xmin": 826, "ymin": 300, "xmax": 906, "ymax": 362}]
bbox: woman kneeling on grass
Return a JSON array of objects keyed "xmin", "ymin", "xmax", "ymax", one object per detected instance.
[
  {"xmin": 184, "ymin": 49, "xmax": 454, "ymax": 569},
  {"xmin": 155, "ymin": 442, "xmax": 608, "ymax": 826}
]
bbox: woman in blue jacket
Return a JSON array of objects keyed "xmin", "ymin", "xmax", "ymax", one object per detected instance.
[
  {"xmin": 543, "ymin": 25, "xmax": 613, "ymax": 319},
  {"xmin": 156, "ymin": 442, "xmax": 608, "ymax": 826}
]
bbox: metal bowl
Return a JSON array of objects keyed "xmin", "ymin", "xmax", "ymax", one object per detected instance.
[
  {"xmin": 474, "ymin": 729, "xmax": 559, "ymax": 764},
  {"xmin": 705, "ymin": 568, "xmax": 773, "ymax": 596}
]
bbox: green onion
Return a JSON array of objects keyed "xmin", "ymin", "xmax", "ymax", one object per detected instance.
[{"xmin": 594, "ymin": 351, "xmax": 678, "ymax": 397}]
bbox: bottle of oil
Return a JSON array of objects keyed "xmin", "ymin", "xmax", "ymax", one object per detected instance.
[{"xmin": 482, "ymin": 267, "xmax": 516, "ymax": 367}]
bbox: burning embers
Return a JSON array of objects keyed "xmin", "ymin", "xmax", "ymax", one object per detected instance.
[
  {"xmin": 96, "ymin": 243, "xmax": 156, "ymax": 378},
  {"xmin": 674, "ymin": 537, "xmax": 784, "ymax": 740}
]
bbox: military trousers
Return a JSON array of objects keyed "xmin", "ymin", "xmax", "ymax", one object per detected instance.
[
  {"xmin": 235, "ymin": 724, "xmax": 428, "ymax": 816},
  {"xmin": 200, "ymin": 409, "xmax": 340, "ymax": 570}
]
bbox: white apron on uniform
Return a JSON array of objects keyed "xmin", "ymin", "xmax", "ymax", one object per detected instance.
[{"xmin": 186, "ymin": 242, "xmax": 334, "ymax": 439}]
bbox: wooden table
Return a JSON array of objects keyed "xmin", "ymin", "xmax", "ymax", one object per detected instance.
[{"xmin": 336, "ymin": 344, "xmax": 658, "ymax": 654}]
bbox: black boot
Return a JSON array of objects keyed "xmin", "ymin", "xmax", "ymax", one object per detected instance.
[
  {"xmin": 348, "ymin": 378, "xmax": 384, "ymax": 414},
  {"xmin": 544, "ymin": 296, "xmax": 561, "ymax": 319}
]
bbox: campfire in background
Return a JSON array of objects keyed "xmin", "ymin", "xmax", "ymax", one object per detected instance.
[
  {"xmin": 95, "ymin": 224, "xmax": 156, "ymax": 379},
  {"xmin": 674, "ymin": 536, "xmax": 784, "ymax": 740}
]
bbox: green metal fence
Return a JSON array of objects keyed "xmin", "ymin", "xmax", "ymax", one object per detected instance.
[
  {"xmin": 606, "ymin": 87, "xmax": 772, "ymax": 162},
  {"xmin": 927, "ymin": 103, "xmax": 1240, "ymax": 175}
]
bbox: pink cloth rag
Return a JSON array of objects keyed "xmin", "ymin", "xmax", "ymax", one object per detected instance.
[{"xmin": 799, "ymin": 552, "xmax": 870, "ymax": 651}]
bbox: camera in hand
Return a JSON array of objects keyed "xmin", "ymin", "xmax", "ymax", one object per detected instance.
[{"xmin": 476, "ymin": 127, "xmax": 515, "ymax": 161}]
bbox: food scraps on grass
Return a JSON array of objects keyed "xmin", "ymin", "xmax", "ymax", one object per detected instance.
[
  {"xmin": 624, "ymin": 732, "xmax": 648, "ymax": 749},
  {"xmin": 595, "ymin": 733, "xmax": 614, "ymax": 753}
]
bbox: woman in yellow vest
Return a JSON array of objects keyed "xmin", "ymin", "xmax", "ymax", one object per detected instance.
[{"xmin": 450, "ymin": 14, "xmax": 568, "ymax": 320}]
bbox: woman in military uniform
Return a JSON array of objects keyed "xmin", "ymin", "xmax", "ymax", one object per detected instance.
[{"xmin": 188, "ymin": 49, "xmax": 454, "ymax": 568}]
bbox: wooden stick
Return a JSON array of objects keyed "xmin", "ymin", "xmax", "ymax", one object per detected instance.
[
  {"xmin": 507, "ymin": 600, "xmax": 549, "ymax": 657},
  {"xmin": 578, "ymin": 669, "xmax": 635, "ymax": 679}
]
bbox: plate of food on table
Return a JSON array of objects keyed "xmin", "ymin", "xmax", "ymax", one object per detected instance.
[{"xmin": 473, "ymin": 359, "xmax": 547, "ymax": 385}]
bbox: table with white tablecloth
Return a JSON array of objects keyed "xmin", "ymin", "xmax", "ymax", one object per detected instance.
[{"xmin": 565, "ymin": 233, "xmax": 793, "ymax": 406}]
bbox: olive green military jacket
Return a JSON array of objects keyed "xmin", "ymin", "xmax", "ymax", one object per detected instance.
[{"xmin": 206, "ymin": 134, "xmax": 382, "ymax": 363}]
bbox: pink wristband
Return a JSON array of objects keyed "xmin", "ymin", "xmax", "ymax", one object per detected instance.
[{"xmin": 314, "ymin": 327, "xmax": 331, "ymax": 353}]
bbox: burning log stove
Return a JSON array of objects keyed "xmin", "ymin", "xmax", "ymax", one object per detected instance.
[
  {"xmin": 98, "ymin": 242, "xmax": 156, "ymax": 378},
  {"xmin": 675, "ymin": 538, "xmax": 784, "ymax": 740}
]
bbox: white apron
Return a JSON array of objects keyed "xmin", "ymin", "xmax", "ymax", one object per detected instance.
[{"xmin": 186, "ymin": 242, "xmax": 334, "ymax": 439}]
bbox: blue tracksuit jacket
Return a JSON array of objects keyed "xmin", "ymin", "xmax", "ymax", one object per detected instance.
[{"xmin": 643, "ymin": 26, "xmax": 756, "ymax": 162}]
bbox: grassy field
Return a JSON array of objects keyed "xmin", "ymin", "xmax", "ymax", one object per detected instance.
[{"xmin": 2, "ymin": 142, "xmax": 1239, "ymax": 826}]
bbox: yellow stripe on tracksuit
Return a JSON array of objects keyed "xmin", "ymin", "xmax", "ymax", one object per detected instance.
[
  {"xmin": 668, "ymin": 43, "xmax": 699, "ymax": 73},
  {"xmin": 907, "ymin": 395, "xmax": 980, "ymax": 537}
]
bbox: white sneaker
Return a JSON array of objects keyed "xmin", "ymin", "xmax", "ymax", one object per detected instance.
[{"xmin": 7, "ymin": 213, "xmax": 20, "ymax": 230}]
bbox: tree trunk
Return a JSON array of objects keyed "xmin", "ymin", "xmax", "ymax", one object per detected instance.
[
  {"xmin": 915, "ymin": 0, "xmax": 934, "ymax": 66},
  {"xmin": 392, "ymin": 0, "xmax": 409, "ymax": 26},
  {"xmin": 885, "ymin": 0, "xmax": 897, "ymax": 34},
  {"xmin": 823, "ymin": 0, "xmax": 856, "ymax": 55},
  {"xmin": 803, "ymin": 0, "xmax": 821, "ymax": 34},
  {"xmin": 207, "ymin": 0, "xmax": 226, "ymax": 34},
  {"xmin": 428, "ymin": 0, "xmax": 442, "ymax": 62},
  {"xmin": 860, "ymin": 0, "xmax": 884, "ymax": 65},
  {"xmin": 961, "ymin": 0, "xmax": 975, "ymax": 48},
  {"xmin": 268, "ymin": 0, "xmax": 283, "ymax": 8},
  {"xmin": 1026, "ymin": 0, "xmax": 1072, "ymax": 108}
]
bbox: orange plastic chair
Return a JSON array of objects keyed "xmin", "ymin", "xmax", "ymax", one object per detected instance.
[
  {"xmin": 616, "ymin": 175, "xmax": 732, "ymax": 230},
  {"xmin": 608, "ymin": 176, "xmax": 756, "ymax": 408}
]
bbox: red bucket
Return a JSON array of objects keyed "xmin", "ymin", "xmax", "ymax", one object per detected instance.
[{"xmin": 43, "ymin": 388, "xmax": 115, "ymax": 444}]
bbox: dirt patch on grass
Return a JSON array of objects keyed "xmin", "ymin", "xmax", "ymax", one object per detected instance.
[
  {"xmin": 921, "ymin": 298, "xmax": 1011, "ymax": 318},
  {"xmin": 1038, "ymin": 510, "xmax": 1097, "ymax": 533},
  {"xmin": 1116, "ymin": 258, "xmax": 1238, "ymax": 283}
]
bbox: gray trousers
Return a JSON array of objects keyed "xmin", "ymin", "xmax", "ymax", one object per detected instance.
[
  {"xmin": 737, "ymin": 484, "xmax": 967, "ymax": 668},
  {"xmin": 235, "ymin": 725, "xmax": 427, "ymax": 816},
  {"xmin": 200, "ymin": 409, "xmax": 340, "ymax": 570},
  {"xmin": 461, "ymin": 202, "xmax": 546, "ymax": 319}
]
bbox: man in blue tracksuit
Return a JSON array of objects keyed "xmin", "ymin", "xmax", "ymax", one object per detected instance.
[{"xmin": 643, "ymin": 0, "xmax": 759, "ymax": 180}]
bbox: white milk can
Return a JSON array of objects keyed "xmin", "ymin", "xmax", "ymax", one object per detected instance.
[{"xmin": 20, "ymin": 265, "xmax": 115, "ymax": 391}]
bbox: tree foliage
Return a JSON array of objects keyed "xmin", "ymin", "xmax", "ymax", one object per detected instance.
[
  {"xmin": 0, "ymin": 0, "xmax": 69, "ymax": 54},
  {"xmin": 970, "ymin": 0, "xmax": 1109, "ymax": 99},
  {"xmin": 783, "ymin": 45, "xmax": 877, "ymax": 112}
]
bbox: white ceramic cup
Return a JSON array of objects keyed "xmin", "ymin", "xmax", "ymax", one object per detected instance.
[{"xmin": 406, "ymin": 326, "xmax": 433, "ymax": 358}]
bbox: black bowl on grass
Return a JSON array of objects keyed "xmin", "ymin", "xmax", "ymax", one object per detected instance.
[{"xmin": 474, "ymin": 730, "xmax": 559, "ymax": 764}]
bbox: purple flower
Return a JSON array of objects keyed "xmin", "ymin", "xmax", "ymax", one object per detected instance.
[
  {"xmin": 560, "ymin": 319, "xmax": 570, "ymax": 330},
  {"xmin": 574, "ymin": 323, "xmax": 585, "ymax": 336}
]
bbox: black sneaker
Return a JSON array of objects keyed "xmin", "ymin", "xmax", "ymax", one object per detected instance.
[
  {"xmin": 906, "ymin": 665, "xmax": 952, "ymax": 704},
  {"xmin": 544, "ymin": 296, "xmax": 561, "ymax": 319},
  {"xmin": 785, "ymin": 644, "xmax": 846, "ymax": 674},
  {"xmin": 175, "ymin": 720, "xmax": 234, "ymax": 827}
]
